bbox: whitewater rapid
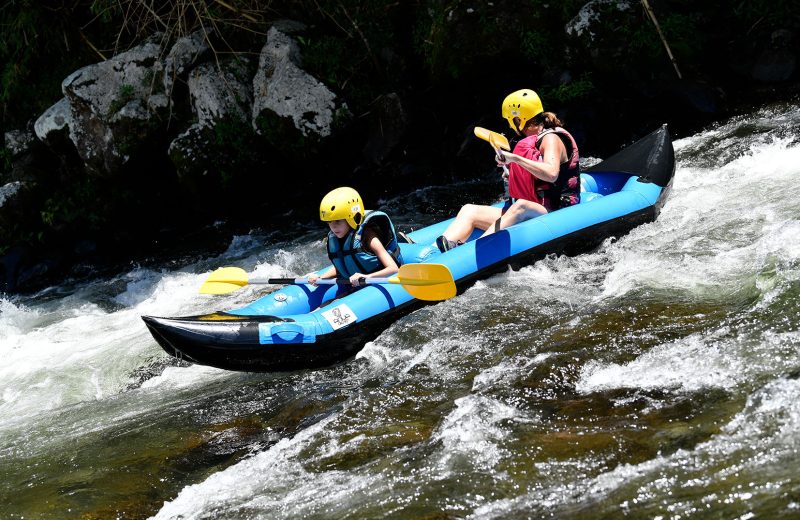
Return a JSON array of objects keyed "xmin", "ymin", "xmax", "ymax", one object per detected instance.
[{"xmin": 1, "ymin": 103, "xmax": 799, "ymax": 519}]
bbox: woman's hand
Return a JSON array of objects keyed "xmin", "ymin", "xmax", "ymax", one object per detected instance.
[
  {"xmin": 496, "ymin": 150, "xmax": 510, "ymax": 179},
  {"xmin": 307, "ymin": 273, "xmax": 320, "ymax": 286},
  {"xmin": 496, "ymin": 149, "xmax": 508, "ymax": 164},
  {"xmin": 349, "ymin": 272, "xmax": 366, "ymax": 286}
]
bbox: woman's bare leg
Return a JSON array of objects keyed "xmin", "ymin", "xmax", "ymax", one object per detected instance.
[
  {"xmin": 480, "ymin": 200, "xmax": 547, "ymax": 238},
  {"xmin": 441, "ymin": 204, "xmax": 503, "ymax": 243}
]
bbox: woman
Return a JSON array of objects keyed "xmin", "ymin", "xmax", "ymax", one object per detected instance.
[
  {"xmin": 308, "ymin": 186, "xmax": 403, "ymax": 288},
  {"xmin": 435, "ymin": 89, "xmax": 580, "ymax": 252}
]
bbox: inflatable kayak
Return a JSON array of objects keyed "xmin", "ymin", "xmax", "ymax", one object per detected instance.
[{"xmin": 143, "ymin": 125, "xmax": 675, "ymax": 371}]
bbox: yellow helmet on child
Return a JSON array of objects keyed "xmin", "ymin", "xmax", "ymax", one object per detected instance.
[
  {"xmin": 319, "ymin": 187, "xmax": 364, "ymax": 229},
  {"xmin": 501, "ymin": 89, "xmax": 544, "ymax": 134}
]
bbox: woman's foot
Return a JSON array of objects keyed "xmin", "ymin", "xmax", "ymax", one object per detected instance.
[{"xmin": 435, "ymin": 235, "xmax": 462, "ymax": 253}]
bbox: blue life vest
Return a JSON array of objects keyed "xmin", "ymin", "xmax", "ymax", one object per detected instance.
[{"xmin": 326, "ymin": 210, "xmax": 404, "ymax": 278}]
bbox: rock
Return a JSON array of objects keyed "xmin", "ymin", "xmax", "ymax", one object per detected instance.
[
  {"xmin": 270, "ymin": 19, "xmax": 306, "ymax": 34},
  {"xmin": 34, "ymin": 97, "xmax": 76, "ymax": 154},
  {"xmin": 15, "ymin": 255, "xmax": 62, "ymax": 291},
  {"xmin": 565, "ymin": 0, "xmax": 640, "ymax": 72},
  {"xmin": 168, "ymin": 58, "xmax": 255, "ymax": 199},
  {"xmin": 188, "ymin": 59, "xmax": 252, "ymax": 126},
  {"xmin": 168, "ymin": 123, "xmax": 214, "ymax": 189},
  {"xmin": 752, "ymin": 29, "xmax": 796, "ymax": 82},
  {"xmin": 4, "ymin": 127, "xmax": 61, "ymax": 184},
  {"xmin": 0, "ymin": 181, "xmax": 43, "ymax": 250},
  {"xmin": 61, "ymin": 33, "xmax": 168, "ymax": 176},
  {"xmin": 168, "ymin": 118, "xmax": 260, "ymax": 206},
  {"xmin": 252, "ymin": 26, "xmax": 345, "ymax": 138},
  {"xmin": 164, "ymin": 29, "xmax": 213, "ymax": 99},
  {"xmin": 3, "ymin": 129, "xmax": 35, "ymax": 159},
  {"xmin": 566, "ymin": 0, "xmax": 635, "ymax": 40},
  {"xmin": 0, "ymin": 181, "xmax": 24, "ymax": 207}
]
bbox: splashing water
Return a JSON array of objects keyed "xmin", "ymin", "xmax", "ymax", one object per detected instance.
[{"xmin": 2, "ymin": 104, "xmax": 800, "ymax": 519}]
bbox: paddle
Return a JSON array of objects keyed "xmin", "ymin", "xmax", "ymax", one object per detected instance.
[
  {"xmin": 200, "ymin": 263, "xmax": 457, "ymax": 301},
  {"xmin": 474, "ymin": 127, "xmax": 511, "ymax": 178},
  {"xmin": 474, "ymin": 126, "xmax": 510, "ymax": 152}
]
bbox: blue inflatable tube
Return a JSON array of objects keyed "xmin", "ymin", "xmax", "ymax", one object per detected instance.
[{"xmin": 143, "ymin": 125, "xmax": 675, "ymax": 371}]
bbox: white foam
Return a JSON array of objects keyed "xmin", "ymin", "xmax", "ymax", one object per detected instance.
[
  {"xmin": 0, "ymin": 267, "xmax": 233, "ymax": 430},
  {"xmin": 0, "ymin": 297, "xmax": 41, "ymax": 341},
  {"xmin": 472, "ymin": 354, "xmax": 553, "ymax": 393},
  {"xmin": 222, "ymin": 233, "xmax": 263, "ymax": 257},
  {"xmin": 593, "ymin": 131, "xmax": 800, "ymax": 305},
  {"xmin": 474, "ymin": 377, "xmax": 800, "ymax": 518},
  {"xmin": 576, "ymin": 333, "xmax": 744, "ymax": 394},
  {"xmin": 432, "ymin": 394, "xmax": 522, "ymax": 470},
  {"xmin": 139, "ymin": 364, "xmax": 228, "ymax": 391},
  {"xmin": 151, "ymin": 413, "xmax": 355, "ymax": 519}
]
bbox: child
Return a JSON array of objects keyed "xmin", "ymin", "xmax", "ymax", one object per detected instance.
[{"xmin": 308, "ymin": 187, "xmax": 403, "ymax": 288}]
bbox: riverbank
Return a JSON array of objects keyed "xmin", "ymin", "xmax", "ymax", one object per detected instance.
[{"xmin": 2, "ymin": 2, "xmax": 798, "ymax": 294}]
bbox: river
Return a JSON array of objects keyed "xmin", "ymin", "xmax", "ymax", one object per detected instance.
[{"xmin": 2, "ymin": 103, "xmax": 799, "ymax": 519}]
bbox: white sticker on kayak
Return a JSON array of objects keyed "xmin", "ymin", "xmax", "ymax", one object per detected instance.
[{"xmin": 322, "ymin": 303, "xmax": 357, "ymax": 330}]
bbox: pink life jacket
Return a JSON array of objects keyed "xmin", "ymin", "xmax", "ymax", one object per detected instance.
[
  {"xmin": 507, "ymin": 135, "xmax": 542, "ymax": 203},
  {"xmin": 507, "ymin": 127, "xmax": 580, "ymax": 210}
]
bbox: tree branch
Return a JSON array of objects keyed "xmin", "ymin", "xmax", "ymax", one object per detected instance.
[{"xmin": 642, "ymin": 0, "xmax": 682, "ymax": 79}]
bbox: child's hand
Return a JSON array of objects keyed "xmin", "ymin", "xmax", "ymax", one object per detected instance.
[
  {"xmin": 349, "ymin": 273, "xmax": 365, "ymax": 286},
  {"xmin": 307, "ymin": 273, "xmax": 320, "ymax": 286}
]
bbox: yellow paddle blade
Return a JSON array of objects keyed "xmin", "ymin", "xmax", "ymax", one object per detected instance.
[
  {"xmin": 392, "ymin": 263, "xmax": 457, "ymax": 301},
  {"xmin": 474, "ymin": 127, "xmax": 510, "ymax": 151},
  {"xmin": 200, "ymin": 267, "xmax": 249, "ymax": 294}
]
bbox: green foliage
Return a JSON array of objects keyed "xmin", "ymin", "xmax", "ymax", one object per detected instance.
[
  {"xmin": 412, "ymin": 2, "xmax": 588, "ymax": 81},
  {"xmin": 520, "ymin": 31, "xmax": 548, "ymax": 61},
  {"xmin": 549, "ymin": 0, "xmax": 596, "ymax": 21},
  {"xmin": 254, "ymin": 112, "xmax": 312, "ymax": 157},
  {"xmin": 412, "ymin": 3, "xmax": 518, "ymax": 80},
  {"xmin": 0, "ymin": 1, "xmax": 117, "ymax": 129},
  {"xmin": 0, "ymin": 219, "xmax": 44, "ymax": 250},
  {"xmin": 733, "ymin": 0, "xmax": 800, "ymax": 28},
  {"xmin": 211, "ymin": 119, "xmax": 259, "ymax": 187},
  {"xmin": 291, "ymin": 0, "xmax": 403, "ymax": 112},
  {"xmin": 411, "ymin": 3, "xmax": 446, "ymax": 74},
  {"xmin": 297, "ymin": 35, "xmax": 350, "ymax": 90},
  {"xmin": 332, "ymin": 105, "xmax": 353, "ymax": 133},
  {"xmin": 120, "ymin": 84, "xmax": 135, "ymax": 98},
  {"xmin": 109, "ymin": 83, "xmax": 136, "ymax": 114},
  {"xmin": 40, "ymin": 178, "xmax": 102, "ymax": 230},
  {"xmin": 657, "ymin": 13, "xmax": 703, "ymax": 63},
  {"xmin": 543, "ymin": 75, "xmax": 595, "ymax": 104},
  {"xmin": 565, "ymin": 2, "xmax": 701, "ymax": 77},
  {"xmin": 0, "ymin": 0, "xmax": 268, "ymax": 130},
  {"xmin": 88, "ymin": 0, "xmax": 122, "ymax": 23}
]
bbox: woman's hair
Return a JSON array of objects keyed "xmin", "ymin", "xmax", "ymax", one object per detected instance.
[{"xmin": 531, "ymin": 111, "xmax": 563, "ymax": 129}]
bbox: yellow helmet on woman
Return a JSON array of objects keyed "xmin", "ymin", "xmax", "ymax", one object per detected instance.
[
  {"xmin": 319, "ymin": 187, "xmax": 364, "ymax": 229},
  {"xmin": 502, "ymin": 89, "xmax": 544, "ymax": 134}
]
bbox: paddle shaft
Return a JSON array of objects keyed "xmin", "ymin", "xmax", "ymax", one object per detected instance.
[
  {"xmin": 489, "ymin": 132, "xmax": 511, "ymax": 194},
  {"xmin": 200, "ymin": 263, "xmax": 456, "ymax": 300},
  {"xmin": 475, "ymin": 126, "xmax": 511, "ymax": 179},
  {"xmin": 251, "ymin": 277, "xmax": 392, "ymax": 286}
]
